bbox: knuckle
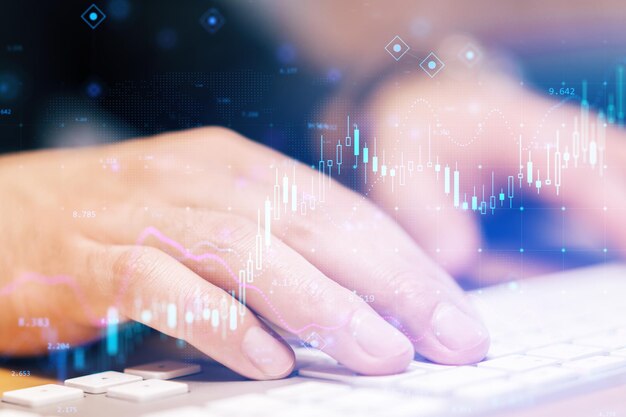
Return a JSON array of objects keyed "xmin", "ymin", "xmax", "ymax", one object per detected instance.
[
  {"xmin": 210, "ymin": 214, "xmax": 257, "ymax": 253},
  {"xmin": 381, "ymin": 269, "xmax": 435, "ymax": 306},
  {"xmin": 292, "ymin": 274, "xmax": 337, "ymax": 307},
  {"xmin": 110, "ymin": 246, "xmax": 169, "ymax": 293}
]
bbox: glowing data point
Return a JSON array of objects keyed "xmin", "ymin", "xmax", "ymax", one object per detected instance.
[
  {"xmin": 459, "ymin": 43, "xmax": 482, "ymax": 67},
  {"xmin": 420, "ymin": 52, "xmax": 445, "ymax": 78},
  {"xmin": 81, "ymin": 4, "xmax": 106, "ymax": 29},
  {"xmin": 385, "ymin": 36, "xmax": 410, "ymax": 61},
  {"xmin": 200, "ymin": 8, "xmax": 225, "ymax": 34}
]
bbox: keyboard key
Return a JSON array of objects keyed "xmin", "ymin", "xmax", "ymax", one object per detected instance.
[
  {"xmin": 477, "ymin": 355, "xmax": 557, "ymax": 373},
  {"xmin": 408, "ymin": 360, "xmax": 455, "ymax": 372},
  {"xmin": 141, "ymin": 407, "xmax": 209, "ymax": 417},
  {"xmin": 511, "ymin": 366, "xmax": 579, "ymax": 387},
  {"xmin": 2, "ymin": 384, "xmax": 83, "ymax": 408},
  {"xmin": 455, "ymin": 379, "xmax": 524, "ymax": 400},
  {"xmin": 397, "ymin": 366, "xmax": 503, "ymax": 394},
  {"xmin": 208, "ymin": 394, "xmax": 289, "ymax": 414},
  {"xmin": 486, "ymin": 341, "xmax": 528, "ymax": 359},
  {"xmin": 562, "ymin": 355, "xmax": 626, "ymax": 375},
  {"xmin": 574, "ymin": 332, "xmax": 626, "ymax": 350},
  {"xmin": 526, "ymin": 344, "xmax": 605, "ymax": 361},
  {"xmin": 124, "ymin": 361, "xmax": 201, "ymax": 380},
  {"xmin": 324, "ymin": 388, "xmax": 405, "ymax": 411},
  {"xmin": 106, "ymin": 379, "xmax": 188, "ymax": 402},
  {"xmin": 386, "ymin": 397, "xmax": 446, "ymax": 417},
  {"xmin": 64, "ymin": 371, "xmax": 142, "ymax": 394},
  {"xmin": 0, "ymin": 411, "xmax": 42, "ymax": 417},
  {"xmin": 611, "ymin": 348, "xmax": 626, "ymax": 357},
  {"xmin": 273, "ymin": 406, "xmax": 344, "ymax": 417},
  {"xmin": 293, "ymin": 347, "xmax": 337, "ymax": 368},
  {"xmin": 265, "ymin": 381, "xmax": 350, "ymax": 402},
  {"xmin": 298, "ymin": 363, "xmax": 425, "ymax": 387}
]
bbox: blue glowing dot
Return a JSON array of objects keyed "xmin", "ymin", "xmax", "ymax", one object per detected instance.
[
  {"xmin": 520, "ymin": 206, "xmax": 525, "ymax": 211},
  {"xmin": 561, "ymin": 248, "xmax": 566, "ymax": 253},
  {"xmin": 465, "ymin": 50, "xmax": 475, "ymax": 60},
  {"xmin": 86, "ymin": 82, "xmax": 102, "ymax": 98},
  {"xmin": 520, "ymin": 248, "xmax": 524, "ymax": 253},
  {"xmin": 561, "ymin": 206, "xmax": 566, "ymax": 211},
  {"xmin": 604, "ymin": 248, "xmax": 608, "ymax": 253},
  {"xmin": 89, "ymin": 12, "xmax": 98, "ymax": 21},
  {"xmin": 208, "ymin": 16, "xmax": 217, "ymax": 25},
  {"xmin": 393, "ymin": 44, "xmax": 402, "ymax": 53},
  {"xmin": 428, "ymin": 60, "xmax": 437, "ymax": 70}
]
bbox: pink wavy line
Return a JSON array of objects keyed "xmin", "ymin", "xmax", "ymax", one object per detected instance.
[
  {"xmin": 1, "ymin": 226, "xmax": 420, "ymax": 342},
  {"xmin": 133, "ymin": 226, "xmax": 348, "ymax": 334}
]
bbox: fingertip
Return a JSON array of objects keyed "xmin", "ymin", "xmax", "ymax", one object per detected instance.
[
  {"xmin": 416, "ymin": 302, "xmax": 491, "ymax": 365},
  {"xmin": 350, "ymin": 310, "xmax": 415, "ymax": 375},
  {"xmin": 241, "ymin": 326, "xmax": 296, "ymax": 380}
]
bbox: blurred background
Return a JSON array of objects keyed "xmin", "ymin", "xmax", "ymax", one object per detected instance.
[{"xmin": 1, "ymin": 0, "xmax": 626, "ymax": 381}]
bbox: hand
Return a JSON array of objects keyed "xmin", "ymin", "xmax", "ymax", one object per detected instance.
[
  {"xmin": 356, "ymin": 47, "xmax": 626, "ymax": 281},
  {"xmin": 0, "ymin": 127, "xmax": 490, "ymax": 380}
]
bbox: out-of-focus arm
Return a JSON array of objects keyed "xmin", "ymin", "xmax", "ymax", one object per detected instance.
[{"xmin": 230, "ymin": 0, "xmax": 626, "ymax": 81}]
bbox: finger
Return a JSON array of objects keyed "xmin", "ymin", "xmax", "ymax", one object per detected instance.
[
  {"xmin": 267, "ymin": 188, "xmax": 490, "ymax": 365},
  {"xmin": 95, "ymin": 209, "xmax": 415, "ymax": 376},
  {"xmin": 317, "ymin": 89, "xmax": 483, "ymax": 276},
  {"xmin": 87, "ymin": 242, "xmax": 295, "ymax": 380},
  {"xmin": 93, "ymin": 130, "xmax": 490, "ymax": 365},
  {"xmin": 213, "ymin": 135, "xmax": 490, "ymax": 364},
  {"xmin": 367, "ymin": 165, "xmax": 483, "ymax": 276}
]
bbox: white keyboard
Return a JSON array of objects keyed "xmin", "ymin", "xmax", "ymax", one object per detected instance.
[{"xmin": 2, "ymin": 264, "xmax": 626, "ymax": 417}]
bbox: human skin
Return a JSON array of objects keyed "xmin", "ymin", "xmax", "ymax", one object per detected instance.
[
  {"xmin": 359, "ymin": 67, "xmax": 626, "ymax": 280},
  {"xmin": 0, "ymin": 127, "xmax": 489, "ymax": 379}
]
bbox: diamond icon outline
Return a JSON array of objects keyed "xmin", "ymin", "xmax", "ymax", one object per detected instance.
[
  {"xmin": 81, "ymin": 4, "xmax": 106, "ymax": 30},
  {"xmin": 303, "ymin": 332, "xmax": 327, "ymax": 351},
  {"xmin": 419, "ymin": 52, "xmax": 445, "ymax": 78},
  {"xmin": 200, "ymin": 8, "xmax": 225, "ymax": 34},
  {"xmin": 385, "ymin": 36, "xmax": 410, "ymax": 61}
]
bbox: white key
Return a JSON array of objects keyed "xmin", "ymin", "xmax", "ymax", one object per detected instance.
[
  {"xmin": 526, "ymin": 344, "xmax": 605, "ymax": 361},
  {"xmin": 293, "ymin": 347, "xmax": 337, "ymax": 368},
  {"xmin": 324, "ymin": 388, "xmax": 405, "ymax": 411},
  {"xmin": 386, "ymin": 397, "xmax": 446, "ymax": 417},
  {"xmin": 274, "ymin": 405, "xmax": 344, "ymax": 417},
  {"xmin": 562, "ymin": 355, "xmax": 626, "ymax": 375},
  {"xmin": 0, "ymin": 411, "xmax": 42, "ymax": 417},
  {"xmin": 455, "ymin": 379, "xmax": 524, "ymax": 400},
  {"xmin": 298, "ymin": 363, "xmax": 425, "ymax": 387},
  {"xmin": 2, "ymin": 384, "xmax": 83, "ymax": 408},
  {"xmin": 397, "ymin": 367, "xmax": 503, "ymax": 394},
  {"xmin": 574, "ymin": 332, "xmax": 626, "ymax": 350},
  {"xmin": 106, "ymin": 379, "xmax": 188, "ymax": 402},
  {"xmin": 265, "ymin": 381, "xmax": 350, "ymax": 402},
  {"xmin": 208, "ymin": 394, "xmax": 289, "ymax": 414},
  {"xmin": 477, "ymin": 355, "xmax": 557, "ymax": 372},
  {"xmin": 124, "ymin": 361, "xmax": 201, "ymax": 380},
  {"xmin": 486, "ymin": 341, "xmax": 528, "ymax": 359},
  {"xmin": 511, "ymin": 366, "xmax": 579, "ymax": 387},
  {"xmin": 65, "ymin": 371, "xmax": 142, "ymax": 394},
  {"xmin": 611, "ymin": 348, "xmax": 626, "ymax": 357},
  {"xmin": 408, "ymin": 360, "xmax": 455, "ymax": 372},
  {"xmin": 141, "ymin": 407, "xmax": 209, "ymax": 417}
]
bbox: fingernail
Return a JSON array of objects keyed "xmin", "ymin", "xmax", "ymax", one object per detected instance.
[
  {"xmin": 242, "ymin": 327, "xmax": 294, "ymax": 378},
  {"xmin": 432, "ymin": 302, "xmax": 488, "ymax": 351},
  {"xmin": 352, "ymin": 311, "xmax": 414, "ymax": 358}
]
